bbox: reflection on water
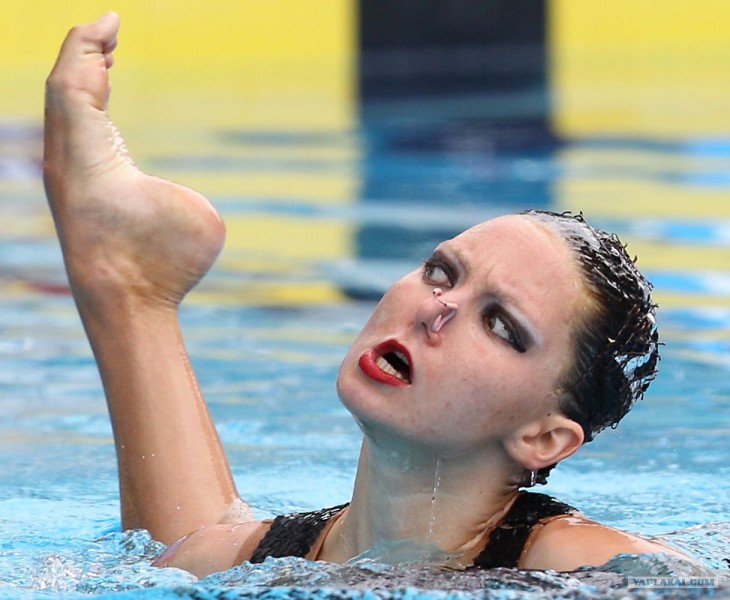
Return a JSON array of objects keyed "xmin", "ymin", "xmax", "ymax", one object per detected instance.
[
  {"xmin": 1, "ymin": 102, "xmax": 729, "ymax": 596},
  {"xmin": 0, "ymin": 529, "xmax": 723, "ymax": 599}
]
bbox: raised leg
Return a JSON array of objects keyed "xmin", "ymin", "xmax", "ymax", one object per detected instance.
[{"xmin": 43, "ymin": 13, "xmax": 250, "ymax": 543}]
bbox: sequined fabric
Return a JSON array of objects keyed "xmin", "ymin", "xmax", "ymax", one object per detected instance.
[
  {"xmin": 471, "ymin": 492, "xmax": 576, "ymax": 569},
  {"xmin": 250, "ymin": 504, "xmax": 349, "ymax": 563}
]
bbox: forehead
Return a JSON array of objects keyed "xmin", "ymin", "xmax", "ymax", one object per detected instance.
[{"xmin": 448, "ymin": 215, "xmax": 575, "ymax": 270}]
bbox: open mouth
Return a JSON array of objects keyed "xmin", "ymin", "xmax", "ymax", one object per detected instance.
[
  {"xmin": 358, "ymin": 340, "xmax": 413, "ymax": 387},
  {"xmin": 375, "ymin": 350, "xmax": 411, "ymax": 384}
]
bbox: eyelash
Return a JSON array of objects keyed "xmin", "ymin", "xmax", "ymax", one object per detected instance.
[
  {"xmin": 423, "ymin": 256, "xmax": 526, "ymax": 353},
  {"xmin": 422, "ymin": 257, "xmax": 455, "ymax": 287},
  {"xmin": 483, "ymin": 308, "xmax": 526, "ymax": 353}
]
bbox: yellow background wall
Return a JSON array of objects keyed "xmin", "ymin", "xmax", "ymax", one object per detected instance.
[
  {"xmin": 2, "ymin": 0, "xmax": 355, "ymax": 130},
  {"xmin": 551, "ymin": 0, "xmax": 730, "ymax": 137}
]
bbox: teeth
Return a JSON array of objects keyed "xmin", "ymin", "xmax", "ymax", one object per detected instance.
[{"xmin": 375, "ymin": 355, "xmax": 408, "ymax": 382}]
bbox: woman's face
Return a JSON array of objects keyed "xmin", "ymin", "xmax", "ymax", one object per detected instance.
[{"xmin": 336, "ymin": 215, "xmax": 587, "ymax": 457}]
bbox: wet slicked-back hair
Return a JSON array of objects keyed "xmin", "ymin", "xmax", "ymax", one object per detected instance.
[{"xmin": 521, "ymin": 210, "xmax": 660, "ymax": 484}]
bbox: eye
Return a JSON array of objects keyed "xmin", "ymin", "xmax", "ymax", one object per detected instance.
[
  {"xmin": 484, "ymin": 310, "xmax": 526, "ymax": 353},
  {"xmin": 422, "ymin": 257, "xmax": 454, "ymax": 287}
]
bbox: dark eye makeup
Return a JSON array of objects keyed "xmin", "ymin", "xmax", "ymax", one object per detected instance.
[
  {"xmin": 483, "ymin": 307, "xmax": 527, "ymax": 353},
  {"xmin": 422, "ymin": 254, "xmax": 456, "ymax": 287},
  {"xmin": 423, "ymin": 252, "xmax": 529, "ymax": 354}
]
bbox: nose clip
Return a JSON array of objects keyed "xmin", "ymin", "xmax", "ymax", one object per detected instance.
[{"xmin": 431, "ymin": 288, "xmax": 459, "ymax": 333}]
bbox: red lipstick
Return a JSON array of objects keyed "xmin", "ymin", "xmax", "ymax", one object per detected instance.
[{"xmin": 358, "ymin": 340, "xmax": 413, "ymax": 387}]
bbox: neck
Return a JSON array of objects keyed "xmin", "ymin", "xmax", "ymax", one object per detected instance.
[{"xmin": 322, "ymin": 438, "xmax": 521, "ymax": 565}]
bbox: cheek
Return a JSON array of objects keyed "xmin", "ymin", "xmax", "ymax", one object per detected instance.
[
  {"xmin": 505, "ymin": 361, "xmax": 563, "ymax": 422},
  {"xmin": 358, "ymin": 277, "xmax": 417, "ymax": 335},
  {"xmin": 446, "ymin": 356, "xmax": 549, "ymax": 426}
]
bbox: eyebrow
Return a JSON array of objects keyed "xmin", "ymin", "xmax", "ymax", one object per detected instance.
[{"xmin": 433, "ymin": 245, "xmax": 544, "ymax": 348}]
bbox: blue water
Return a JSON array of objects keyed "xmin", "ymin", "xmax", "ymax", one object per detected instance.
[{"xmin": 1, "ymin": 93, "xmax": 730, "ymax": 598}]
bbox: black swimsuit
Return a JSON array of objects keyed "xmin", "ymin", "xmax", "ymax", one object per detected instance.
[{"xmin": 250, "ymin": 492, "xmax": 576, "ymax": 568}]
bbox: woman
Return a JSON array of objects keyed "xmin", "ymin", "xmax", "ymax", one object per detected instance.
[{"xmin": 44, "ymin": 13, "xmax": 687, "ymax": 578}]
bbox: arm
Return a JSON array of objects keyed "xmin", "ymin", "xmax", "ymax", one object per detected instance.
[{"xmin": 44, "ymin": 12, "xmax": 251, "ymax": 543}]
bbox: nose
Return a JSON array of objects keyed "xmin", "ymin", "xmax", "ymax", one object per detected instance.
[{"xmin": 419, "ymin": 288, "xmax": 459, "ymax": 334}]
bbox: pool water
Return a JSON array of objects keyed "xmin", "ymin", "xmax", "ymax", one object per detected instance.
[{"xmin": 1, "ymin": 88, "xmax": 730, "ymax": 599}]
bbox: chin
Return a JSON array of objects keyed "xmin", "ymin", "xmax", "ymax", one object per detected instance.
[
  {"xmin": 336, "ymin": 360, "xmax": 388, "ymax": 432},
  {"xmin": 335, "ymin": 354, "xmax": 358, "ymax": 412}
]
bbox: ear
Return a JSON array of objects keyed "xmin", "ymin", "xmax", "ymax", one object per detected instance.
[{"xmin": 502, "ymin": 413, "xmax": 584, "ymax": 471}]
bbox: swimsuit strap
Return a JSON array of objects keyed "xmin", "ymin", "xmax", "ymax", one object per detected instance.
[
  {"xmin": 249, "ymin": 503, "xmax": 349, "ymax": 563},
  {"xmin": 470, "ymin": 491, "xmax": 576, "ymax": 569},
  {"xmin": 249, "ymin": 493, "xmax": 574, "ymax": 567}
]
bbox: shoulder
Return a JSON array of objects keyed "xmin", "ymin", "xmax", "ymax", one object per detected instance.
[
  {"xmin": 153, "ymin": 504, "xmax": 349, "ymax": 578},
  {"xmin": 520, "ymin": 513, "xmax": 690, "ymax": 571},
  {"xmin": 153, "ymin": 519, "xmax": 272, "ymax": 578}
]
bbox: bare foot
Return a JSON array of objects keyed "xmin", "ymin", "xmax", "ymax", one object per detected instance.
[{"xmin": 43, "ymin": 12, "xmax": 225, "ymax": 313}]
